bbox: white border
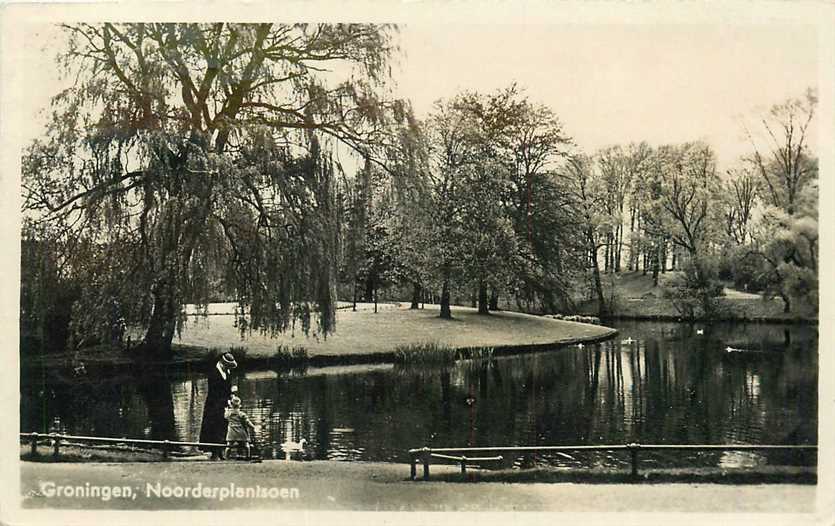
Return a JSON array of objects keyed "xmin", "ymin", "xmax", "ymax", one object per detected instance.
[{"xmin": 1, "ymin": 2, "xmax": 832, "ymax": 525}]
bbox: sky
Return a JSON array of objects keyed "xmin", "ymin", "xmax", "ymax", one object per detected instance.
[
  {"xmin": 393, "ymin": 24, "xmax": 818, "ymax": 169},
  {"xmin": 17, "ymin": 22, "xmax": 819, "ymax": 171}
]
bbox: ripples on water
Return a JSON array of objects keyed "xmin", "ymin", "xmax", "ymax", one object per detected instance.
[{"xmin": 21, "ymin": 321, "xmax": 818, "ymax": 469}]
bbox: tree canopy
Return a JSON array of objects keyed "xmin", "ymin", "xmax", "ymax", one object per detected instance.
[
  {"xmin": 23, "ymin": 23, "xmax": 402, "ymax": 355},
  {"xmin": 21, "ymin": 26, "xmax": 819, "ymax": 358}
]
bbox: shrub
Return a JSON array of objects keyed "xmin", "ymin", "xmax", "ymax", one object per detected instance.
[
  {"xmin": 394, "ymin": 342, "xmax": 458, "ymax": 365},
  {"xmin": 661, "ymin": 259, "xmax": 728, "ymax": 319},
  {"xmin": 468, "ymin": 346, "xmax": 495, "ymax": 362},
  {"xmin": 272, "ymin": 344, "xmax": 309, "ymax": 365},
  {"xmin": 394, "ymin": 342, "xmax": 495, "ymax": 366},
  {"xmin": 547, "ymin": 314, "xmax": 601, "ymax": 325}
]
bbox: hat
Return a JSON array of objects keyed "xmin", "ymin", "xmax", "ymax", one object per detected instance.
[{"xmin": 220, "ymin": 352, "xmax": 238, "ymax": 369}]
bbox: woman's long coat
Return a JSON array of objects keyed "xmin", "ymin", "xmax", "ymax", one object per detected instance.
[{"xmin": 199, "ymin": 365, "xmax": 232, "ymax": 446}]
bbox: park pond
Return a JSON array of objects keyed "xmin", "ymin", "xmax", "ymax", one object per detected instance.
[{"xmin": 21, "ymin": 320, "xmax": 818, "ymax": 470}]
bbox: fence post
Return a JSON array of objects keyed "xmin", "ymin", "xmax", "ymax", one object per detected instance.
[
  {"xmin": 30, "ymin": 433, "xmax": 38, "ymax": 456},
  {"xmin": 460, "ymin": 456, "xmax": 467, "ymax": 475},
  {"xmin": 627, "ymin": 443, "xmax": 640, "ymax": 478},
  {"xmin": 162, "ymin": 440, "xmax": 171, "ymax": 461},
  {"xmin": 410, "ymin": 455, "xmax": 417, "ymax": 480},
  {"xmin": 51, "ymin": 433, "xmax": 60, "ymax": 459},
  {"xmin": 422, "ymin": 447, "xmax": 431, "ymax": 481}
]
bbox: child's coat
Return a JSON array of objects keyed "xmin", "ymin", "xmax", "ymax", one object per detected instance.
[{"xmin": 224, "ymin": 407, "xmax": 255, "ymax": 442}]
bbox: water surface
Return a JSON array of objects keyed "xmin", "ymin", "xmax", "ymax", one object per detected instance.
[{"xmin": 21, "ymin": 321, "xmax": 818, "ymax": 469}]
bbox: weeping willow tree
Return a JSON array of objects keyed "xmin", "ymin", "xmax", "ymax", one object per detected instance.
[
  {"xmin": 22, "ymin": 23, "xmax": 399, "ymax": 357},
  {"xmin": 218, "ymin": 131, "xmax": 340, "ymax": 338}
]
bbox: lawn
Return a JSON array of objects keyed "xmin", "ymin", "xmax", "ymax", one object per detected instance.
[
  {"xmin": 175, "ymin": 303, "xmax": 616, "ymax": 358},
  {"xmin": 575, "ymin": 271, "xmax": 815, "ymax": 321}
]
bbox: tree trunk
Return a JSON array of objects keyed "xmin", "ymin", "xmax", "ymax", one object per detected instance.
[
  {"xmin": 488, "ymin": 289, "xmax": 499, "ymax": 311},
  {"xmin": 604, "ymin": 236, "xmax": 611, "ymax": 273},
  {"xmin": 142, "ymin": 279, "xmax": 178, "ymax": 358},
  {"xmin": 589, "ymin": 232, "xmax": 607, "ymax": 317},
  {"xmin": 477, "ymin": 281, "xmax": 489, "ymax": 315},
  {"xmin": 652, "ymin": 246, "xmax": 660, "ymax": 287},
  {"xmin": 615, "ymin": 223, "xmax": 622, "ymax": 272},
  {"xmin": 542, "ymin": 288, "xmax": 559, "ymax": 314},
  {"xmin": 352, "ymin": 277, "xmax": 358, "ymax": 312},
  {"xmin": 135, "ymin": 371, "xmax": 176, "ymax": 442},
  {"xmin": 364, "ymin": 275, "xmax": 374, "ymax": 303},
  {"xmin": 628, "ymin": 206, "xmax": 637, "ymax": 271},
  {"xmin": 410, "ymin": 282, "xmax": 421, "ymax": 310},
  {"xmin": 140, "ymin": 182, "xmax": 211, "ymax": 358},
  {"xmin": 780, "ymin": 292, "xmax": 791, "ymax": 313},
  {"xmin": 440, "ymin": 278, "xmax": 452, "ymax": 319}
]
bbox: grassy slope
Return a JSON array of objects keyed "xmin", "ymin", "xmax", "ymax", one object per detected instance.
[
  {"xmin": 577, "ymin": 271, "xmax": 815, "ymax": 321},
  {"xmin": 176, "ymin": 303, "xmax": 615, "ymax": 358},
  {"xmin": 22, "ymin": 303, "xmax": 615, "ymax": 369}
]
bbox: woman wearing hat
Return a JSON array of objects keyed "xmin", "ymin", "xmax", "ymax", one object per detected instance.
[{"xmin": 199, "ymin": 352, "xmax": 238, "ymax": 459}]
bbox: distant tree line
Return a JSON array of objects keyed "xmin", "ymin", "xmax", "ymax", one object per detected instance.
[
  {"xmin": 337, "ymin": 87, "xmax": 818, "ymax": 320},
  {"xmin": 559, "ymin": 90, "xmax": 818, "ymax": 317}
]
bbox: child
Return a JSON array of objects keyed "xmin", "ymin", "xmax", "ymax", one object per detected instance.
[{"xmin": 224, "ymin": 395, "xmax": 256, "ymax": 460}]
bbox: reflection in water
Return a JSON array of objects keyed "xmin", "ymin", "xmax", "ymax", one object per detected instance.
[
  {"xmin": 719, "ymin": 450, "xmax": 764, "ymax": 469},
  {"xmin": 20, "ymin": 321, "xmax": 817, "ymax": 469},
  {"xmin": 134, "ymin": 371, "xmax": 176, "ymax": 441},
  {"xmin": 171, "ymin": 378, "xmax": 204, "ymax": 444}
]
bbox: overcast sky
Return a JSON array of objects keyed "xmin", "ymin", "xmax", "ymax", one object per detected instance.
[
  {"xmin": 394, "ymin": 24, "xmax": 818, "ymax": 169},
  {"xmin": 19, "ymin": 22, "xmax": 818, "ymax": 171}
]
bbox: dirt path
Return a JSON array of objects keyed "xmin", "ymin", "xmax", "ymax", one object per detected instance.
[{"xmin": 21, "ymin": 460, "xmax": 816, "ymax": 512}]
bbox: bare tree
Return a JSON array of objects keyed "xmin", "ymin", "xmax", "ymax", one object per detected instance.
[
  {"xmin": 561, "ymin": 155, "xmax": 609, "ymax": 316},
  {"xmin": 723, "ymin": 168, "xmax": 758, "ymax": 245},
  {"xmin": 743, "ymin": 88, "xmax": 817, "ymax": 215},
  {"xmin": 655, "ymin": 142, "xmax": 723, "ymax": 284}
]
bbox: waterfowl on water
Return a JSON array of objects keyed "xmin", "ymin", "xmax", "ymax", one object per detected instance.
[
  {"xmin": 621, "ymin": 337, "xmax": 635, "ymax": 345},
  {"xmin": 280, "ymin": 438, "xmax": 308, "ymax": 461},
  {"xmin": 576, "ymin": 343, "xmax": 584, "ymax": 349},
  {"xmin": 465, "ymin": 396, "xmax": 476, "ymax": 406},
  {"xmin": 696, "ymin": 329, "xmax": 704, "ymax": 335},
  {"xmin": 725, "ymin": 346, "xmax": 765, "ymax": 354}
]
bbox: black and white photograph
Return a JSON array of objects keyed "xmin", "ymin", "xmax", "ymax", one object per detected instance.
[{"xmin": 1, "ymin": 2, "xmax": 832, "ymax": 523}]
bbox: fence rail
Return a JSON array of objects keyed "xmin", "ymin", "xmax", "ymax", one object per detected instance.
[
  {"xmin": 407, "ymin": 443, "xmax": 818, "ymax": 481},
  {"xmin": 20, "ymin": 432, "xmax": 226, "ymax": 460}
]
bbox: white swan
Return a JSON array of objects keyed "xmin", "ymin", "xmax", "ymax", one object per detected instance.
[
  {"xmin": 280, "ymin": 438, "xmax": 308, "ymax": 461},
  {"xmin": 696, "ymin": 329, "xmax": 704, "ymax": 335}
]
